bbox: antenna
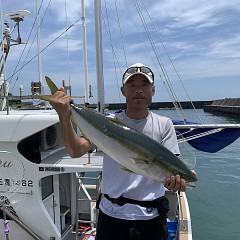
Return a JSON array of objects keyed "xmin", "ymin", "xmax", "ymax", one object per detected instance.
[
  {"xmin": 2, "ymin": 10, "xmax": 30, "ymax": 45},
  {"xmin": 0, "ymin": 10, "xmax": 30, "ymax": 112},
  {"xmin": 3, "ymin": 10, "xmax": 30, "ymax": 22}
]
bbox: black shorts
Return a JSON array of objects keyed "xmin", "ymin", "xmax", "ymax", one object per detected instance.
[{"xmin": 96, "ymin": 210, "xmax": 168, "ymax": 240}]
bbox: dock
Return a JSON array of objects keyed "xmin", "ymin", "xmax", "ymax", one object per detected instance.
[{"xmin": 204, "ymin": 98, "xmax": 240, "ymax": 116}]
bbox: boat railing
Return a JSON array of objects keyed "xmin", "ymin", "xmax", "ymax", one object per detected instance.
[{"xmin": 75, "ymin": 172, "xmax": 101, "ymax": 239}]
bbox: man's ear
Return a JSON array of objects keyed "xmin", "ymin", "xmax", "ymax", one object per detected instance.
[
  {"xmin": 152, "ymin": 85, "xmax": 155, "ymax": 96},
  {"xmin": 121, "ymin": 85, "xmax": 126, "ymax": 96}
]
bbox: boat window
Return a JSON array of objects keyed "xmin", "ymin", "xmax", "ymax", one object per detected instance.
[
  {"xmin": 17, "ymin": 132, "xmax": 41, "ymax": 164},
  {"xmin": 41, "ymin": 175, "xmax": 53, "ymax": 200}
]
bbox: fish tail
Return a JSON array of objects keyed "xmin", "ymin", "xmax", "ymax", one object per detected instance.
[
  {"xmin": 32, "ymin": 76, "xmax": 59, "ymax": 101},
  {"xmin": 45, "ymin": 76, "xmax": 59, "ymax": 94}
]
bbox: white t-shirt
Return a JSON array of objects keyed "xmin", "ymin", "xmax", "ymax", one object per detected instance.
[{"xmin": 99, "ymin": 111, "xmax": 180, "ymax": 220}]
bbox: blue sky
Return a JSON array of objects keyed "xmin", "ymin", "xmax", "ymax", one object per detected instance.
[{"xmin": 1, "ymin": 0, "xmax": 240, "ymax": 104}]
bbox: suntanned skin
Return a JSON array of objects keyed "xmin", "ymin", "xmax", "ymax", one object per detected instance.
[
  {"xmin": 49, "ymin": 74, "xmax": 189, "ymax": 192},
  {"xmin": 49, "ymin": 87, "xmax": 92, "ymax": 158}
]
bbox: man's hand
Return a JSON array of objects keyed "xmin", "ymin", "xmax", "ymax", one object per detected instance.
[
  {"xmin": 49, "ymin": 87, "xmax": 72, "ymax": 121},
  {"xmin": 163, "ymin": 170, "xmax": 196, "ymax": 192},
  {"xmin": 163, "ymin": 174, "xmax": 186, "ymax": 192}
]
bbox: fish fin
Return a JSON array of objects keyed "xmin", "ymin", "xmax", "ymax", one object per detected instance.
[
  {"xmin": 130, "ymin": 157, "xmax": 150, "ymax": 165},
  {"xmin": 45, "ymin": 76, "xmax": 59, "ymax": 95},
  {"xmin": 121, "ymin": 167, "xmax": 136, "ymax": 174}
]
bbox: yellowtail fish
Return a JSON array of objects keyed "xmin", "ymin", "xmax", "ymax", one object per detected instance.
[{"xmin": 36, "ymin": 76, "xmax": 197, "ymax": 184}]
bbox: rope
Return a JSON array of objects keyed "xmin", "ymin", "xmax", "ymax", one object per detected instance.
[
  {"xmin": 177, "ymin": 128, "xmax": 223, "ymax": 143},
  {"xmin": 9, "ymin": 0, "xmax": 52, "ymax": 92},
  {"xmin": 101, "ymin": 0, "xmax": 202, "ymax": 123},
  {"xmin": 114, "ymin": 0, "xmax": 128, "ymax": 68},
  {"xmin": 7, "ymin": 18, "xmax": 81, "ymax": 82},
  {"xmin": 133, "ymin": 0, "xmax": 188, "ymax": 122},
  {"xmin": 139, "ymin": 0, "xmax": 203, "ymax": 123},
  {"xmin": 102, "ymin": 0, "xmax": 123, "ymax": 103}
]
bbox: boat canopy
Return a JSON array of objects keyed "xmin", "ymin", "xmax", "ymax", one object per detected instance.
[
  {"xmin": 173, "ymin": 120, "xmax": 240, "ymax": 153},
  {"xmin": 0, "ymin": 111, "xmax": 59, "ymax": 141}
]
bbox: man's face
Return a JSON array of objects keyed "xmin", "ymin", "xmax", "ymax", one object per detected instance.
[{"xmin": 121, "ymin": 74, "xmax": 155, "ymax": 108}]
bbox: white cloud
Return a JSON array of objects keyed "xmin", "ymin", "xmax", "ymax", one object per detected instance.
[
  {"xmin": 209, "ymin": 34, "xmax": 240, "ymax": 58},
  {"xmin": 1, "ymin": 0, "xmax": 240, "ymax": 102}
]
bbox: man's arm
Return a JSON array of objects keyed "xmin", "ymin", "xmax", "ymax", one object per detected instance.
[{"xmin": 50, "ymin": 87, "xmax": 92, "ymax": 158}]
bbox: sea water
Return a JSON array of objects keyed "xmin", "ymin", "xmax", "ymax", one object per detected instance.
[
  {"xmin": 89, "ymin": 108, "xmax": 240, "ymax": 239},
  {"xmin": 153, "ymin": 109, "xmax": 240, "ymax": 240}
]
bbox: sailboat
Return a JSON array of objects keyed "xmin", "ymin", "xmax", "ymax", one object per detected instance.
[{"xmin": 0, "ymin": 1, "xmax": 239, "ymax": 240}]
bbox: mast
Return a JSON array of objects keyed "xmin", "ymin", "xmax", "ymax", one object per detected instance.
[
  {"xmin": 94, "ymin": 0, "xmax": 105, "ymax": 113},
  {"xmin": 81, "ymin": 0, "xmax": 89, "ymax": 105},
  {"xmin": 36, "ymin": 0, "xmax": 43, "ymax": 95},
  {"xmin": 0, "ymin": 10, "xmax": 29, "ymax": 112}
]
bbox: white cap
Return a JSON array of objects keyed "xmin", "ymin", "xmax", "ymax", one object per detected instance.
[{"xmin": 122, "ymin": 63, "xmax": 154, "ymax": 84}]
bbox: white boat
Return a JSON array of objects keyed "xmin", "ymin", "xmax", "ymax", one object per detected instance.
[
  {"xmin": 0, "ymin": 2, "xmax": 239, "ymax": 240},
  {"xmin": 0, "ymin": 109, "xmax": 192, "ymax": 240}
]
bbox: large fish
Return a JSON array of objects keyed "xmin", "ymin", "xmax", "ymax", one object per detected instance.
[{"xmin": 37, "ymin": 76, "xmax": 197, "ymax": 184}]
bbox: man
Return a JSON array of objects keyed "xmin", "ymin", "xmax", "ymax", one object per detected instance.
[{"xmin": 50, "ymin": 63, "xmax": 187, "ymax": 240}]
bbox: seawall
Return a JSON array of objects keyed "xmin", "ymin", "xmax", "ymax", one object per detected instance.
[
  {"xmin": 89, "ymin": 100, "xmax": 213, "ymax": 110},
  {"xmin": 204, "ymin": 98, "xmax": 240, "ymax": 116}
]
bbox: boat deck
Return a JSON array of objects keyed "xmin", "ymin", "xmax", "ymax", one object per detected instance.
[{"xmin": 41, "ymin": 148, "xmax": 104, "ymax": 172}]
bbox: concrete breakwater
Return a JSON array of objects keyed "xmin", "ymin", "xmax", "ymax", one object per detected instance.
[
  {"xmin": 204, "ymin": 98, "xmax": 240, "ymax": 116},
  {"xmin": 89, "ymin": 100, "xmax": 213, "ymax": 110}
]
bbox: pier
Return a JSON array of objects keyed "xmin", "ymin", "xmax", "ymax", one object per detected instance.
[{"xmin": 204, "ymin": 98, "xmax": 240, "ymax": 116}]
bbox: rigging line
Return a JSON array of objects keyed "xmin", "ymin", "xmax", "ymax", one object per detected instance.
[
  {"xmin": 10, "ymin": 0, "xmax": 53, "ymax": 92},
  {"xmin": 140, "ymin": 0, "xmax": 203, "ymax": 124},
  {"xmin": 133, "ymin": 0, "xmax": 174, "ymax": 95},
  {"xmin": 133, "ymin": 1, "xmax": 181, "ymax": 105},
  {"xmin": 9, "ymin": 0, "xmax": 44, "ymax": 87},
  {"xmin": 65, "ymin": 0, "xmax": 71, "ymax": 94},
  {"xmin": 121, "ymin": 0, "xmax": 184, "ymax": 121},
  {"xmin": 135, "ymin": 2, "xmax": 180, "ymax": 118},
  {"xmin": 176, "ymin": 126, "xmax": 221, "ymax": 137},
  {"xmin": 102, "ymin": 0, "xmax": 123, "ymax": 103},
  {"xmin": 133, "ymin": 0, "xmax": 186, "ymax": 122},
  {"xmin": 9, "ymin": 16, "xmax": 37, "ymax": 90},
  {"xmin": 136, "ymin": 1, "xmax": 181, "ymax": 100},
  {"xmin": 122, "ymin": 0, "xmax": 181, "ymax": 118},
  {"xmin": 120, "ymin": 0, "xmax": 164, "ymax": 78},
  {"xmin": 121, "ymin": 0, "xmax": 165, "ymax": 83},
  {"xmin": 136, "ymin": 0, "xmax": 187, "ymax": 122},
  {"xmin": 120, "ymin": 0, "xmax": 160, "ymax": 70},
  {"xmin": 177, "ymin": 128, "xmax": 223, "ymax": 143},
  {"xmin": 6, "ymin": 19, "xmax": 81, "ymax": 81},
  {"xmin": 114, "ymin": 0, "xmax": 128, "ymax": 68}
]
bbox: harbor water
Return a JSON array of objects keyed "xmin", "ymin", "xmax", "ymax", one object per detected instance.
[
  {"xmin": 153, "ymin": 108, "xmax": 240, "ymax": 240},
  {"xmin": 89, "ymin": 108, "xmax": 239, "ymax": 239}
]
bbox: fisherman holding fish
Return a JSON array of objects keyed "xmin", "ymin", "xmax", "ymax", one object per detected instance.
[{"xmin": 49, "ymin": 63, "xmax": 193, "ymax": 240}]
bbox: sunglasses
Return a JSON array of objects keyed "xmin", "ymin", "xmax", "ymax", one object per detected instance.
[{"xmin": 122, "ymin": 66, "xmax": 154, "ymax": 82}]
